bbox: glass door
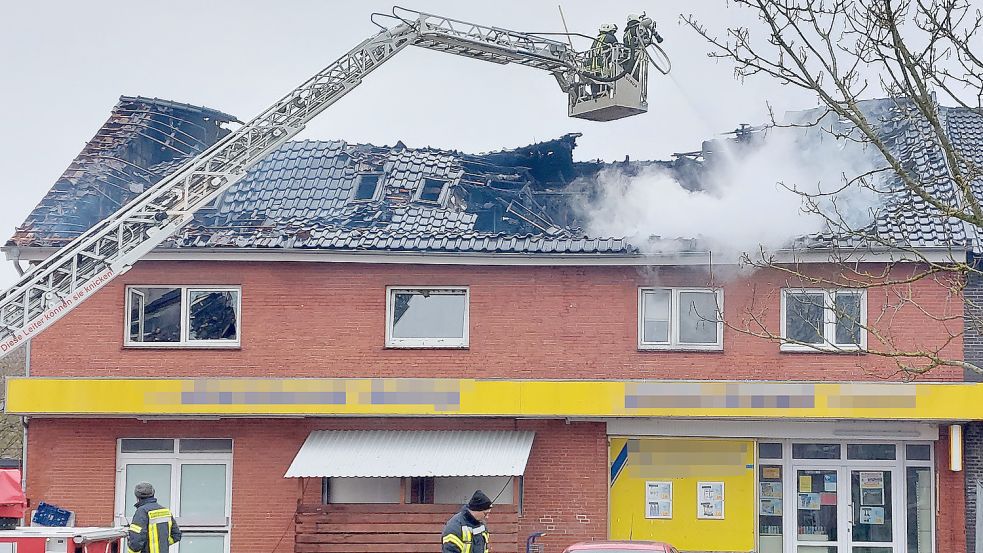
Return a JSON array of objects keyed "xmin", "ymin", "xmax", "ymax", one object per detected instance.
[
  {"xmin": 849, "ymin": 468, "xmax": 897, "ymax": 553},
  {"xmin": 795, "ymin": 468, "xmax": 839, "ymax": 553}
]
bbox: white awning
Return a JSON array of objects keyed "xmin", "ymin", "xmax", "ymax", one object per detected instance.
[{"xmin": 284, "ymin": 430, "xmax": 535, "ymax": 478}]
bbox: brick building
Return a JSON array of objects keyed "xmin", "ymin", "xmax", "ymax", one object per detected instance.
[{"xmin": 4, "ymin": 96, "xmax": 981, "ymax": 553}]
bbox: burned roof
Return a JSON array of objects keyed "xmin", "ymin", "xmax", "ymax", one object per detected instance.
[
  {"xmin": 8, "ymin": 95, "xmax": 980, "ymax": 258},
  {"xmin": 11, "ymin": 96, "xmax": 237, "ymax": 245},
  {"xmin": 9, "ymin": 96, "xmax": 634, "ymax": 255}
]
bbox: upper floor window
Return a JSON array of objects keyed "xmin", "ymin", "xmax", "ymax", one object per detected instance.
[
  {"xmin": 416, "ymin": 177, "xmax": 447, "ymax": 204},
  {"xmin": 125, "ymin": 286, "xmax": 240, "ymax": 347},
  {"xmin": 352, "ymin": 173, "xmax": 383, "ymax": 201},
  {"xmin": 781, "ymin": 289, "xmax": 865, "ymax": 352},
  {"xmin": 386, "ymin": 287, "xmax": 468, "ymax": 348},
  {"xmin": 638, "ymin": 288, "xmax": 723, "ymax": 350}
]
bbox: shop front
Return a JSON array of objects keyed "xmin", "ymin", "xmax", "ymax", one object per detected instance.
[{"xmin": 608, "ymin": 421, "xmax": 941, "ymax": 553}]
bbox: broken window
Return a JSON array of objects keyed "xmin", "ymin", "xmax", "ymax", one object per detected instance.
[
  {"xmin": 639, "ymin": 288, "xmax": 722, "ymax": 350},
  {"xmin": 352, "ymin": 173, "xmax": 382, "ymax": 201},
  {"xmin": 126, "ymin": 286, "xmax": 240, "ymax": 346},
  {"xmin": 387, "ymin": 287, "xmax": 468, "ymax": 348},
  {"xmin": 782, "ymin": 289, "xmax": 865, "ymax": 351},
  {"xmin": 416, "ymin": 177, "xmax": 447, "ymax": 203}
]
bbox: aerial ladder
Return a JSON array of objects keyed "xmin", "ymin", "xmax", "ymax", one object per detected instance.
[{"xmin": 0, "ymin": 7, "xmax": 669, "ymax": 358}]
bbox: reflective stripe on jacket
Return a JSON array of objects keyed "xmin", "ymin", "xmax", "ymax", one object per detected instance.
[
  {"xmin": 441, "ymin": 509, "xmax": 490, "ymax": 553},
  {"xmin": 127, "ymin": 497, "xmax": 181, "ymax": 553}
]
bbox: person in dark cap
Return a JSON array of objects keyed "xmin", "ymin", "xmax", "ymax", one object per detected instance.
[
  {"xmin": 127, "ymin": 482, "xmax": 181, "ymax": 553},
  {"xmin": 441, "ymin": 489, "xmax": 493, "ymax": 553}
]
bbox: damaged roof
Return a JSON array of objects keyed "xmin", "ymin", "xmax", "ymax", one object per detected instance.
[
  {"xmin": 8, "ymin": 95, "xmax": 981, "ymax": 258},
  {"xmin": 10, "ymin": 96, "xmax": 634, "ymax": 255}
]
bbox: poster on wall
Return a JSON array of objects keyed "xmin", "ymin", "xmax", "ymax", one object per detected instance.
[
  {"xmin": 697, "ymin": 481, "xmax": 725, "ymax": 519},
  {"xmin": 860, "ymin": 472, "xmax": 885, "ymax": 506},
  {"xmin": 645, "ymin": 481, "xmax": 672, "ymax": 519}
]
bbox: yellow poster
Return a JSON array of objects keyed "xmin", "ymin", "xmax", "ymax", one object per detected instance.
[{"xmin": 799, "ymin": 475, "xmax": 813, "ymax": 491}]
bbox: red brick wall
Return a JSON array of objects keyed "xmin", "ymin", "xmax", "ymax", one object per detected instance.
[
  {"xmin": 27, "ymin": 260, "xmax": 964, "ymax": 381},
  {"xmin": 25, "ymin": 417, "xmax": 607, "ymax": 553},
  {"xmin": 937, "ymin": 429, "xmax": 967, "ymax": 553}
]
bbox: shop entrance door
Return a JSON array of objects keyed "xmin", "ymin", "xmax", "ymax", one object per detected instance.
[
  {"xmin": 848, "ymin": 468, "xmax": 897, "ymax": 553},
  {"xmin": 794, "ymin": 466, "xmax": 899, "ymax": 553}
]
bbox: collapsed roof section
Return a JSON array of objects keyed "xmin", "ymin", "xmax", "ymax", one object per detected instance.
[{"xmin": 11, "ymin": 96, "xmax": 238, "ymax": 247}]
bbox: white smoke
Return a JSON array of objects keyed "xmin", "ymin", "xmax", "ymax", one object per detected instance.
[{"xmin": 578, "ymin": 126, "xmax": 886, "ymax": 260}]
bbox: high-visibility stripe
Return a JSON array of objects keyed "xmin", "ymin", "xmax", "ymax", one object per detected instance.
[
  {"xmin": 443, "ymin": 534, "xmax": 467, "ymax": 551},
  {"xmin": 168, "ymin": 519, "xmax": 175, "ymax": 545},
  {"xmin": 127, "ymin": 549, "xmax": 139, "ymax": 553},
  {"xmin": 129, "ymin": 524, "xmax": 142, "ymax": 532},
  {"xmin": 148, "ymin": 520, "xmax": 159, "ymax": 553}
]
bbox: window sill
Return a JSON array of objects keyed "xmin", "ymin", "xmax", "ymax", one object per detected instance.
[
  {"xmin": 385, "ymin": 344, "xmax": 469, "ymax": 350},
  {"xmin": 780, "ymin": 344, "xmax": 864, "ymax": 354},
  {"xmin": 638, "ymin": 344, "xmax": 723, "ymax": 352},
  {"xmin": 123, "ymin": 343, "xmax": 241, "ymax": 350}
]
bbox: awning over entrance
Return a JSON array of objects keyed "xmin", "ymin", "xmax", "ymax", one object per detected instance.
[{"xmin": 284, "ymin": 430, "xmax": 535, "ymax": 478}]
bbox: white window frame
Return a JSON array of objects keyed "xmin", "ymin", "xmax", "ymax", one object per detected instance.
[
  {"xmin": 780, "ymin": 288, "xmax": 867, "ymax": 352},
  {"xmin": 351, "ymin": 173, "xmax": 384, "ymax": 202},
  {"xmin": 124, "ymin": 285, "xmax": 242, "ymax": 348},
  {"xmin": 385, "ymin": 286, "xmax": 470, "ymax": 348},
  {"xmin": 637, "ymin": 288, "xmax": 723, "ymax": 351},
  {"xmin": 413, "ymin": 177, "xmax": 449, "ymax": 205},
  {"xmin": 115, "ymin": 438, "xmax": 233, "ymax": 553}
]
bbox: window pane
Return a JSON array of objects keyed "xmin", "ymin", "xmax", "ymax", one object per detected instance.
[
  {"xmin": 905, "ymin": 444, "xmax": 931, "ymax": 461},
  {"xmin": 851, "ymin": 470, "xmax": 892, "ymax": 543},
  {"xmin": 906, "ymin": 467, "xmax": 932, "ymax": 553},
  {"xmin": 847, "ymin": 444, "xmax": 896, "ymax": 460},
  {"xmin": 759, "ymin": 443, "xmax": 783, "ymax": 459},
  {"xmin": 391, "ymin": 291, "xmax": 466, "ymax": 339},
  {"xmin": 180, "ymin": 464, "xmax": 227, "ymax": 524},
  {"xmin": 188, "ymin": 290, "xmax": 239, "ymax": 341},
  {"xmin": 797, "ymin": 469, "xmax": 837, "ymax": 542},
  {"xmin": 129, "ymin": 287, "xmax": 181, "ymax": 342},
  {"xmin": 419, "ymin": 178, "xmax": 445, "ymax": 202},
  {"xmin": 354, "ymin": 174, "xmax": 380, "ymax": 200},
  {"xmin": 642, "ymin": 290, "xmax": 670, "ymax": 343},
  {"xmin": 678, "ymin": 291, "xmax": 719, "ymax": 344},
  {"xmin": 178, "ymin": 534, "xmax": 226, "ymax": 553},
  {"xmin": 793, "ymin": 443, "xmax": 841, "ymax": 459},
  {"xmin": 835, "ymin": 293, "xmax": 862, "ymax": 345},
  {"xmin": 128, "ymin": 290, "xmax": 145, "ymax": 342},
  {"xmin": 786, "ymin": 293, "xmax": 825, "ymax": 344},
  {"xmin": 759, "ymin": 464, "xmax": 783, "ymax": 548},
  {"xmin": 124, "ymin": 464, "xmax": 171, "ymax": 519},
  {"xmin": 179, "ymin": 439, "xmax": 233, "ymax": 453},
  {"xmin": 121, "ymin": 439, "xmax": 175, "ymax": 453}
]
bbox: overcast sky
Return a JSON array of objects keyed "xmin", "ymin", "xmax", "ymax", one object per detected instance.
[{"xmin": 0, "ymin": 1, "xmax": 817, "ymax": 288}]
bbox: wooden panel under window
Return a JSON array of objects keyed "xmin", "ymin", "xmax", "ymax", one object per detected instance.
[{"xmin": 295, "ymin": 503, "xmax": 519, "ymax": 553}]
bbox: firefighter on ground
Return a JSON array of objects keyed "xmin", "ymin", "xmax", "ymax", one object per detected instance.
[
  {"xmin": 127, "ymin": 482, "xmax": 181, "ymax": 553},
  {"xmin": 442, "ymin": 489, "xmax": 493, "ymax": 553}
]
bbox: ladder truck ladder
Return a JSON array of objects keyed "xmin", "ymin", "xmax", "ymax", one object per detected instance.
[{"xmin": 0, "ymin": 7, "xmax": 662, "ymax": 357}]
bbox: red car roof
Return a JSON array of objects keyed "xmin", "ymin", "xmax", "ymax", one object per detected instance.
[{"xmin": 563, "ymin": 541, "xmax": 671, "ymax": 552}]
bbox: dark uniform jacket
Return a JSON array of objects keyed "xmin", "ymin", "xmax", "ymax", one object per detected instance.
[
  {"xmin": 127, "ymin": 497, "xmax": 181, "ymax": 553},
  {"xmin": 441, "ymin": 508, "xmax": 490, "ymax": 553}
]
